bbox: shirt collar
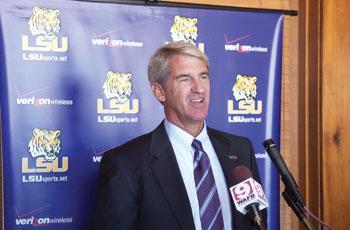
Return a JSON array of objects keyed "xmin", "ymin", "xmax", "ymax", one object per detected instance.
[{"xmin": 164, "ymin": 119, "xmax": 209, "ymax": 148}]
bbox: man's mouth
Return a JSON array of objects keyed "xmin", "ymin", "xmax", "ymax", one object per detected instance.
[{"xmin": 191, "ymin": 98, "xmax": 204, "ymax": 103}]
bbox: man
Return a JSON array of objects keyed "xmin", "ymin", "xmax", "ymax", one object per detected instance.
[{"xmin": 94, "ymin": 41, "xmax": 266, "ymax": 229}]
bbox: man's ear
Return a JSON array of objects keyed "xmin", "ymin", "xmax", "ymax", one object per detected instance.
[{"xmin": 151, "ymin": 82, "xmax": 166, "ymax": 103}]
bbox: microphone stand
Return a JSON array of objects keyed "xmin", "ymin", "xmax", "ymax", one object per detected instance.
[{"xmin": 282, "ymin": 189, "xmax": 315, "ymax": 230}]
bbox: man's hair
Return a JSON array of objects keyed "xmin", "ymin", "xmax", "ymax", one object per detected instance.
[{"xmin": 148, "ymin": 41, "xmax": 209, "ymax": 86}]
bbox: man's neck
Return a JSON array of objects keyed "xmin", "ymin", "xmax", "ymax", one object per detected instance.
[{"xmin": 165, "ymin": 118, "xmax": 205, "ymax": 137}]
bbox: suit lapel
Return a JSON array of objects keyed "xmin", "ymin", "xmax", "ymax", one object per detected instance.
[
  {"xmin": 208, "ymin": 128, "xmax": 240, "ymax": 187},
  {"xmin": 208, "ymin": 128, "xmax": 246, "ymax": 228},
  {"xmin": 149, "ymin": 122, "xmax": 195, "ymax": 230}
]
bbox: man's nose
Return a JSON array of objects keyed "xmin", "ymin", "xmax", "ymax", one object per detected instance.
[{"xmin": 191, "ymin": 78, "xmax": 206, "ymax": 93}]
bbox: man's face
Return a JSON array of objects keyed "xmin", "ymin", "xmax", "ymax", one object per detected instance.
[{"xmin": 152, "ymin": 54, "xmax": 210, "ymax": 132}]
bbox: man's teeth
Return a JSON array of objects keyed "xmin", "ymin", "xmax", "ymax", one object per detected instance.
[{"xmin": 192, "ymin": 98, "xmax": 204, "ymax": 102}]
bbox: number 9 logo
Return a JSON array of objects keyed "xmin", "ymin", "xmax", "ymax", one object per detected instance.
[{"xmin": 233, "ymin": 181, "xmax": 252, "ymax": 200}]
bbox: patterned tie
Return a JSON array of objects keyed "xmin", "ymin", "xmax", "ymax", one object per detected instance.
[{"xmin": 192, "ymin": 139, "xmax": 224, "ymax": 230}]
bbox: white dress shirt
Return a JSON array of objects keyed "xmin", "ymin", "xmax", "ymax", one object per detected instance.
[{"xmin": 164, "ymin": 119, "xmax": 232, "ymax": 230}]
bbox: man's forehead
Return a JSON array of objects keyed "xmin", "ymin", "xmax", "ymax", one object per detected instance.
[{"xmin": 169, "ymin": 54, "xmax": 207, "ymax": 68}]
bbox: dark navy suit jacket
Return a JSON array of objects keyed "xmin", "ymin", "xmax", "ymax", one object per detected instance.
[{"xmin": 93, "ymin": 122, "xmax": 267, "ymax": 229}]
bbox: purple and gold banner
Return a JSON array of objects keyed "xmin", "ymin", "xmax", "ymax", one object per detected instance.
[{"xmin": 0, "ymin": 0, "xmax": 283, "ymax": 229}]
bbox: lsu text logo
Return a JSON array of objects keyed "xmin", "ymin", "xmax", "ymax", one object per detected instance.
[
  {"xmin": 97, "ymin": 71, "xmax": 139, "ymax": 123},
  {"xmin": 22, "ymin": 128, "xmax": 69, "ymax": 183},
  {"xmin": 170, "ymin": 15, "xmax": 204, "ymax": 52},
  {"xmin": 22, "ymin": 6, "xmax": 68, "ymax": 62},
  {"xmin": 227, "ymin": 74, "xmax": 263, "ymax": 123}
]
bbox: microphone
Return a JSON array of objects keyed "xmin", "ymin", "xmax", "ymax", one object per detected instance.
[
  {"xmin": 262, "ymin": 139, "xmax": 305, "ymax": 206},
  {"xmin": 230, "ymin": 165, "xmax": 268, "ymax": 229},
  {"xmin": 263, "ymin": 139, "xmax": 315, "ymax": 230}
]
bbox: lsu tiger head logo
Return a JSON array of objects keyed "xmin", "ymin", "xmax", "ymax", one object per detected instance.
[
  {"xmin": 28, "ymin": 6, "xmax": 61, "ymax": 40},
  {"xmin": 170, "ymin": 15, "xmax": 198, "ymax": 44},
  {"xmin": 28, "ymin": 128, "xmax": 61, "ymax": 161},
  {"xmin": 232, "ymin": 74, "xmax": 257, "ymax": 102},
  {"xmin": 103, "ymin": 71, "xmax": 132, "ymax": 103}
]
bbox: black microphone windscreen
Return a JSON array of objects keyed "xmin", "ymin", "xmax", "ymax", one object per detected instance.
[
  {"xmin": 231, "ymin": 165, "xmax": 253, "ymax": 185},
  {"xmin": 263, "ymin": 139, "xmax": 274, "ymax": 149}
]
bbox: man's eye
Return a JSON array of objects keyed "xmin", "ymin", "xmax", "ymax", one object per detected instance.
[
  {"xmin": 200, "ymin": 75, "xmax": 209, "ymax": 80},
  {"xmin": 179, "ymin": 77, "xmax": 190, "ymax": 82}
]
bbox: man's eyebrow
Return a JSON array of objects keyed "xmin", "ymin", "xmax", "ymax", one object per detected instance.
[
  {"xmin": 175, "ymin": 71, "xmax": 209, "ymax": 79},
  {"xmin": 175, "ymin": 74, "xmax": 191, "ymax": 79}
]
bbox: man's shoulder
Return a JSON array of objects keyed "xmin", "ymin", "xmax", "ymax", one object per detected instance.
[
  {"xmin": 100, "ymin": 122, "xmax": 166, "ymax": 166},
  {"xmin": 207, "ymin": 127, "xmax": 251, "ymax": 146},
  {"xmin": 98, "ymin": 132, "xmax": 153, "ymax": 178},
  {"xmin": 103, "ymin": 132, "xmax": 152, "ymax": 161}
]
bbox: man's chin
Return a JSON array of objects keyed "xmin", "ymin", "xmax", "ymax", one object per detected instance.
[{"xmin": 190, "ymin": 113, "xmax": 208, "ymax": 122}]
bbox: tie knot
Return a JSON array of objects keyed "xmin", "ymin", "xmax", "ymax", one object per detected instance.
[{"xmin": 192, "ymin": 139, "xmax": 204, "ymax": 152}]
